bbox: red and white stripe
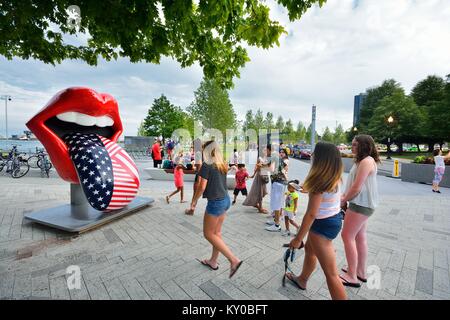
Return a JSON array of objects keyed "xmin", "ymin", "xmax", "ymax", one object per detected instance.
[{"xmin": 101, "ymin": 136, "xmax": 140, "ymax": 210}]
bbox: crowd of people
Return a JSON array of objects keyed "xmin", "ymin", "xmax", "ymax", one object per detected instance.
[{"xmin": 151, "ymin": 134, "xmax": 386, "ymax": 299}]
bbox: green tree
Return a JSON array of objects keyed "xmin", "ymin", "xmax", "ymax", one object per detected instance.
[
  {"xmin": 428, "ymin": 77, "xmax": 450, "ymax": 146},
  {"xmin": 359, "ymin": 79, "xmax": 404, "ymax": 130},
  {"xmin": 305, "ymin": 124, "xmax": 318, "ymax": 143},
  {"xmin": 187, "ymin": 78, "xmax": 236, "ymax": 134},
  {"xmin": 264, "ymin": 112, "xmax": 274, "ymax": 132},
  {"xmin": 0, "ymin": 0, "xmax": 325, "ymax": 88},
  {"xmin": 296, "ymin": 121, "xmax": 306, "ymax": 142},
  {"xmin": 137, "ymin": 120, "xmax": 147, "ymax": 136},
  {"xmin": 275, "ymin": 116, "xmax": 285, "ymax": 133},
  {"xmin": 243, "ymin": 110, "xmax": 255, "ymax": 132},
  {"xmin": 367, "ymin": 91, "xmax": 426, "ymax": 152},
  {"xmin": 333, "ymin": 124, "xmax": 346, "ymax": 144},
  {"xmin": 143, "ymin": 94, "xmax": 189, "ymax": 138},
  {"xmin": 283, "ymin": 119, "xmax": 294, "ymax": 143},
  {"xmin": 411, "ymin": 75, "xmax": 445, "ymax": 107},
  {"xmin": 253, "ymin": 109, "xmax": 265, "ymax": 133},
  {"xmin": 321, "ymin": 127, "xmax": 333, "ymax": 142}
]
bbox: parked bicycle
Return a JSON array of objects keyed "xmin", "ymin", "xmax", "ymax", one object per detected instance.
[
  {"xmin": 0, "ymin": 145, "xmax": 30, "ymax": 178},
  {"xmin": 27, "ymin": 147, "xmax": 52, "ymax": 178}
]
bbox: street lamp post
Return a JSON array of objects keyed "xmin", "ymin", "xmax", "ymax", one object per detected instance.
[
  {"xmin": 386, "ymin": 116, "xmax": 394, "ymax": 160},
  {"xmin": 0, "ymin": 95, "xmax": 11, "ymax": 142}
]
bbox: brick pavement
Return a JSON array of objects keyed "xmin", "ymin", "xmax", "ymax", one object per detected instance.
[{"xmin": 0, "ymin": 162, "xmax": 449, "ymax": 300}]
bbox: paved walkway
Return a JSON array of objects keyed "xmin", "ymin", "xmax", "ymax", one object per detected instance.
[{"xmin": 0, "ymin": 160, "xmax": 449, "ymax": 300}]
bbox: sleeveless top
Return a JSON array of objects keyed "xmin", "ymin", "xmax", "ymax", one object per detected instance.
[
  {"xmin": 317, "ymin": 186, "xmax": 341, "ymax": 220},
  {"xmin": 345, "ymin": 157, "xmax": 379, "ymax": 210},
  {"xmin": 434, "ymin": 156, "xmax": 445, "ymax": 168}
]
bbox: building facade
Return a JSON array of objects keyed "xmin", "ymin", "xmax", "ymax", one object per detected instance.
[{"xmin": 353, "ymin": 93, "xmax": 366, "ymax": 127}]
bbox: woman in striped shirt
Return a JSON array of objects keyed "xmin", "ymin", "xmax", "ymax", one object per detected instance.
[{"xmin": 286, "ymin": 142, "xmax": 347, "ymax": 300}]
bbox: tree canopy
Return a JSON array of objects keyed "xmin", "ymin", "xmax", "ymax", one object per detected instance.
[
  {"xmin": 187, "ymin": 78, "xmax": 236, "ymax": 134},
  {"xmin": 0, "ymin": 0, "xmax": 326, "ymax": 88},
  {"xmin": 142, "ymin": 94, "xmax": 191, "ymax": 138}
]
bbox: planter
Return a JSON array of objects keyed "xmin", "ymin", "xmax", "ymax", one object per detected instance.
[
  {"xmin": 401, "ymin": 163, "xmax": 450, "ymax": 188},
  {"xmin": 342, "ymin": 157, "xmax": 354, "ymax": 173}
]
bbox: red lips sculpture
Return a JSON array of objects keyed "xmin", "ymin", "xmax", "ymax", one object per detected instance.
[{"xmin": 26, "ymin": 87, "xmax": 140, "ymax": 211}]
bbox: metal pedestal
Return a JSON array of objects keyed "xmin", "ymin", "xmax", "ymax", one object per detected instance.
[{"xmin": 24, "ymin": 184, "xmax": 154, "ymax": 233}]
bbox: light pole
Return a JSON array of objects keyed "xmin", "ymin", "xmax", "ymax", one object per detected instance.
[
  {"xmin": 386, "ymin": 115, "xmax": 394, "ymax": 160},
  {"xmin": 0, "ymin": 95, "xmax": 11, "ymax": 142}
]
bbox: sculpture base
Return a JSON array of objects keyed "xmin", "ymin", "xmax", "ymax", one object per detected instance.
[{"xmin": 24, "ymin": 196, "xmax": 154, "ymax": 234}]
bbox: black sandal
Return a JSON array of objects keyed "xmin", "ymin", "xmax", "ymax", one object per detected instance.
[
  {"xmin": 340, "ymin": 275, "xmax": 361, "ymax": 288},
  {"xmin": 229, "ymin": 261, "xmax": 243, "ymax": 278},
  {"xmin": 341, "ymin": 267, "xmax": 367, "ymax": 282}
]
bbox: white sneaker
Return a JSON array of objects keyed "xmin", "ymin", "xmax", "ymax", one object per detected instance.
[
  {"xmin": 281, "ymin": 230, "xmax": 291, "ymax": 237},
  {"xmin": 265, "ymin": 224, "xmax": 281, "ymax": 232},
  {"xmin": 265, "ymin": 219, "xmax": 275, "ymax": 226}
]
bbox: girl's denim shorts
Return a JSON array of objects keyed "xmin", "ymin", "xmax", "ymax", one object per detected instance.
[
  {"xmin": 310, "ymin": 212, "xmax": 343, "ymax": 240},
  {"xmin": 206, "ymin": 195, "xmax": 231, "ymax": 217}
]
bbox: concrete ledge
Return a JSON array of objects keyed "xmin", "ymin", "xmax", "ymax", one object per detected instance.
[{"xmin": 401, "ymin": 163, "xmax": 450, "ymax": 187}]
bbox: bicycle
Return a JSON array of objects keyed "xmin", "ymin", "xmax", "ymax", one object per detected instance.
[
  {"xmin": 0, "ymin": 145, "xmax": 30, "ymax": 178},
  {"xmin": 27, "ymin": 147, "xmax": 52, "ymax": 178}
]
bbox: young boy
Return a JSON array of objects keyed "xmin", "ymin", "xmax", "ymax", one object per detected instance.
[
  {"xmin": 281, "ymin": 180, "xmax": 301, "ymax": 236},
  {"xmin": 233, "ymin": 164, "xmax": 249, "ymax": 205}
]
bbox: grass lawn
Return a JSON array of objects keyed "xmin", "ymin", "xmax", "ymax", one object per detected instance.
[{"xmin": 379, "ymin": 152, "xmax": 432, "ymax": 160}]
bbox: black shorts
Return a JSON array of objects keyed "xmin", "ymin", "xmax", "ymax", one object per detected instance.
[
  {"xmin": 153, "ymin": 159, "xmax": 162, "ymax": 168},
  {"xmin": 233, "ymin": 188, "xmax": 248, "ymax": 196}
]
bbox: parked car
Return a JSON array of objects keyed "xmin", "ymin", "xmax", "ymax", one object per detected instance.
[{"xmin": 299, "ymin": 147, "xmax": 312, "ymax": 160}]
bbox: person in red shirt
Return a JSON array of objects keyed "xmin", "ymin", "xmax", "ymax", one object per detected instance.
[
  {"xmin": 166, "ymin": 159, "xmax": 186, "ymax": 204},
  {"xmin": 233, "ymin": 164, "xmax": 249, "ymax": 205},
  {"xmin": 152, "ymin": 138, "xmax": 162, "ymax": 168}
]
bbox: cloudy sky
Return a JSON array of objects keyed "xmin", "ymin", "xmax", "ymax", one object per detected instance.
[{"xmin": 0, "ymin": 0, "xmax": 449, "ymax": 138}]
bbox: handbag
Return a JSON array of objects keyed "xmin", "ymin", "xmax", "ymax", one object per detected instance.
[{"xmin": 261, "ymin": 174, "xmax": 270, "ymax": 184}]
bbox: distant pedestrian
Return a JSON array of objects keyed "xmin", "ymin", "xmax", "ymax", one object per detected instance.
[
  {"xmin": 243, "ymin": 144, "xmax": 272, "ymax": 214},
  {"xmin": 340, "ymin": 134, "xmax": 380, "ymax": 288},
  {"xmin": 190, "ymin": 140, "xmax": 243, "ymax": 278},
  {"xmin": 166, "ymin": 159, "xmax": 186, "ymax": 203},
  {"xmin": 167, "ymin": 139, "xmax": 175, "ymax": 160},
  {"xmin": 152, "ymin": 138, "xmax": 163, "ymax": 168},
  {"xmin": 265, "ymin": 148, "xmax": 289, "ymax": 232},
  {"xmin": 432, "ymin": 148, "xmax": 450, "ymax": 193},
  {"xmin": 185, "ymin": 138, "xmax": 202, "ymax": 215},
  {"xmin": 281, "ymin": 180, "xmax": 301, "ymax": 237},
  {"xmin": 232, "ymin": 164, "xmax": 249, "ymax": 205}
]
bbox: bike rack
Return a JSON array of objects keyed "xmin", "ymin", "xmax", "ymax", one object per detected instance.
[{"xmin": 24, "ymin": 184, "xmax": 154, "ymax": 233}]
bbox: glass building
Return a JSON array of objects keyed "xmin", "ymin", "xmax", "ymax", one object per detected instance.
[{"xmin": 353, "ymin": 93, "xmax": 366, "ymax": 127}]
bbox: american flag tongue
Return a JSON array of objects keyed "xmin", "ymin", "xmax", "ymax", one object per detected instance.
[{"xmin": 64, "ymin": 133, "xmax": 140, "ymax": 211}]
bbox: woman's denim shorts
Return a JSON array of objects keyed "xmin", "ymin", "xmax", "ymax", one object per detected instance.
[
  {"xmin": 310, "ymin": 212, "xmax": 343, "ymax": 240},
  {"xmin": 206, "ymin": 196, "xmax": 231, "ymax": 217}
]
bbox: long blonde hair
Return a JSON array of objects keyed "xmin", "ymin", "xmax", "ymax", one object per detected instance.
[
  {"xmin": 202, "ymin": 140, "xmax": 228, "ymax": 174},
  {"xmin": 303, "ymin": 142, "xmax": 343, "ymax": 194}
]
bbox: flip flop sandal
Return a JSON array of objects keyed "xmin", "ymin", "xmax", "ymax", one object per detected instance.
[
  {"xmin": 196, "ymin": 258, "xmax": 219, "ymax": 270},
  {"xmin": 341, "ymin": 267, "xmax": 367, "ymax": 283},
  {"xmin": 285, "ymin": 273, "xmax": 306, "ymax": 290},
  {"xmin": 229, "ymin": 261, "xmax": 243, "ymax": 278},
  {"xmin": 339, "ymin": 275, "xmax": 361, "ymax": 288}
]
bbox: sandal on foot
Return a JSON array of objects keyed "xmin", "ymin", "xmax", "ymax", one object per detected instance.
[
  {"xmin": 341, "ymin": 267, "xmax": 367, "ymax": 282},
  {"xmin": 196, "ymin": 258, "xmax": 218, "ymax": 270},
  {"xmin": 339, "ymin": 275, "xmax": 361, "ymax": 288},
  {"xmin": 229, "ymin": 261, "xmax": 243, "ymax": 278},
  {"xmin": 166, "ymin": 196, "xmax": 170, "ymax": 204},
  {"xmin": 285, "ymin": 272, "xmax": 306, "ymax": 290}
]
